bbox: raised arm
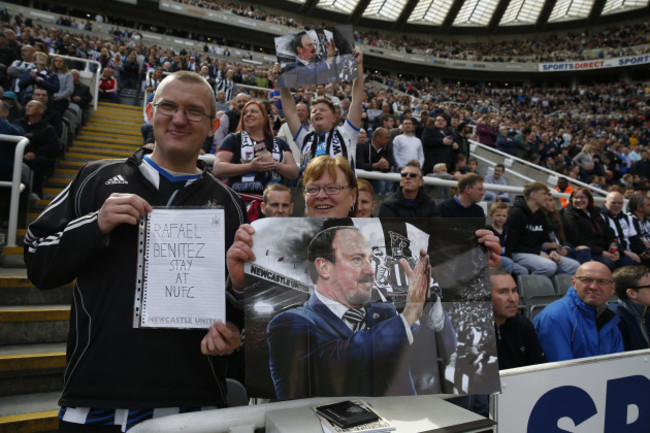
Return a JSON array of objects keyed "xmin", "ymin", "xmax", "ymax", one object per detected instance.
[{"xmin": 346, "ymin": 49, "xmax": 364, "ymax": 129}]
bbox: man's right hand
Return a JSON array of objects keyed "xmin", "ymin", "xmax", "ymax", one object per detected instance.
[
  {"xmin": 97, "ymin": 193, "xmax": 152, "ymax": 235},
  {"xmin": 400, "ymin": 250, "xmax": 430, "ymax": 326}
]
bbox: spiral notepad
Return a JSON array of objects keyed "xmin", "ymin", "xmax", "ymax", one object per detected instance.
[{"xmin": 133, "ymin": 207, "xmax": 226, "ymax": 329}]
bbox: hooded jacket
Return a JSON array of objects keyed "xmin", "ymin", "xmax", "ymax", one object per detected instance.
[{"xmin": 505, "ymin": 196, "xmax": 550, "ymax": 256}]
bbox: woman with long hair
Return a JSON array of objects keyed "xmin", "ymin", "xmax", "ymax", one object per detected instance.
[
  {"xmin": 561, "ymin": 187, "xmax": 619, "ymax": 269},
  {"xmin": 50, "ymin": 55, "xmax": 73, "ymax": 112},
  {"xmin": 213, "ymin": 100, "xmax": 298, "ymax": 218}
]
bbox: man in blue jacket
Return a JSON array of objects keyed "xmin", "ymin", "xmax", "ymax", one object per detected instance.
[{"xmin": 534, "ymin": 261, "xmax": 623, "ymax": 361}]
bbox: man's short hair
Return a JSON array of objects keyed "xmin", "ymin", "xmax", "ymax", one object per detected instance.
[
  {"xmin": 307, "ymin": 218, "xmax": 357, "ymax": 283},
  {"xmin": 613, "ymin": 265, "xmax": 649, "ymax": 299},
  {"xmin": 468, "ymin": 157, "xmax": 478, "ymax": 165},
  {"xmin": 356, "ymin": 178, "xmax": 374, "ymax": 194},
  {"xmin": 310, "ymin": 97, "xmax": 335, "ymax": 115},
  {"xmin": 495, "ymin": 163, "xmax": 505, "ymax": 171},
  {"xmin": 458, "ymin": 173, "xmax": 483, "ymax": 194},
  {"xmin": 379, "ymin": 113, "xmax": 394, "ymax": 126},
  {"xmin": 262, "ymin": 183, "xmax": 291, "ymax": 204},
  {"xmin": 627, "ymin": 195, "xmax": 648, "ymax": 213},
  {"xmin": 372, "ymin": 127, "xmax": 388, "ymax": 141},
  {"xmin": 433, "ymin": 163, "xmax": 447, "ymax": 173},
  {"xmin": 489, "ymin": 202, "xmax": 509, "ymax": 215},
  {"xmin": 403, "ymin": 159, "xmax": 422, "ymax": 177},
  {"xmin": 291, "ymin": 31, "xmax": 308, "ymax": 52},
  {"xmin": 523, "ymin": 182, "xmax": 549, "ymax": 199},
  {"xmin": 455, "ymin": 153, "xmax": 467, "ymax": 163},
  {"xmin": 489, "ymin": 266, "xmax": 511, "ymax": 277},
  {"xmin": 153, "ymin": 71, "xmax": 217, "ymax": 119}
]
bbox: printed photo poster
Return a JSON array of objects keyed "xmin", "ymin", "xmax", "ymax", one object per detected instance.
[
  {"xmin": 274, "ymin": 25, "xmax": 357, "ymax": 88},
  {"xmin": 244, "ymin": 217, "xmax": 500, "ymax": 400}
]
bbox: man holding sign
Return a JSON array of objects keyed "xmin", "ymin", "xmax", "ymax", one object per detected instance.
[{"xmin": 24, "ymin": 71, "xmax": 247, "ymax": 431}]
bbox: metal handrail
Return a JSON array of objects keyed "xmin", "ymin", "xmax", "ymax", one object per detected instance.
[
  {"xmin": 0, "ymin": 135, "xmax": 29, "ymax": 249},
  {"xmin": 470, "ymin": 140, "xmax": 608, "ymax": 198},
  {"xmin": 57, "ymin": 54, "xmax": 101, "ymax": 112}
]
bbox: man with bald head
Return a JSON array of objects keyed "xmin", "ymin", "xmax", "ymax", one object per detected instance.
[
  {"xmin": 534, "ymin": 261, "xmax": 623, "ymax": 361},
  {"xmin": 602, "ymin": 191, "xmax": 642, "ymax": 267},
  {"xmin": 70, "ymin": 69, "xmax": 92, "ymax": 110},
  {"xmin": 18, "ymin": 99, "xmax": 58, "ymax": 199}
]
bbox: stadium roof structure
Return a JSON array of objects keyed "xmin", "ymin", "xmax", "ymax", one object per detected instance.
[{"xmin": 259, "ymin": 0, "xmax": 650, "ymax": 34}]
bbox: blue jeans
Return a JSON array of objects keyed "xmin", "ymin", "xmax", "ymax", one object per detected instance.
[{"xmin": 512, "ymin": 253, "xmax": 580, "ymax": 277}]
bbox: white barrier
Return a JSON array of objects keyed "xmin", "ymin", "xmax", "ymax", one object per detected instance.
[
  {"xmin": 495, "ymin": 349, "xmax": 650, "ymax": 433},
  {"xmin": 0, "ymin": 135, "xmax": 29, "ymax": 250}
]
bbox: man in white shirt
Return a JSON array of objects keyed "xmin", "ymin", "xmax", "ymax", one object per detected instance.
[{"xmin": 392, "ymin": 118, "xmax": 424, "ymax": 169}]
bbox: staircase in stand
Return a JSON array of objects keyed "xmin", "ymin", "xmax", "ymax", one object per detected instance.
[{"xmin": 0, "ymin": 102, "xmax": 143, "ymax": 433}]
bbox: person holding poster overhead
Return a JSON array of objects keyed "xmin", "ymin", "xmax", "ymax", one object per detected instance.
[
  {"xmin": 278, "ymin": 48, "xmax": 364, "ymax": 170},
  {"xmin": 24, "ymin": 71, "xmax": 247, "ymax": 431},
  {"xmin": 277, "ymin": 31, "xmax": 338, "ymax": 89}
]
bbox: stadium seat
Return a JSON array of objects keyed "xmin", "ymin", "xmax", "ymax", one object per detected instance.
[
  {"xmin": 552, "ymin": 274, "xmax": 573, "ymax": 296},
  {"xmin": 517, "ymin": 275, "xmax": 561, "ymax": 319},
  {"xmin": 226, "ymin": 378, "xmax": 249, "ymax": 407}
]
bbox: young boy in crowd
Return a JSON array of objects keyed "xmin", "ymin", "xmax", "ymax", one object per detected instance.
[{"xmin": 487, "ymin": 202, "xmax": 528, "ymax": 276}]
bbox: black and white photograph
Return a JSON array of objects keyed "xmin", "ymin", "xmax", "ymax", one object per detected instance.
[
  {"xmin": 244, "ymin": 217, "xmax": 500, "ymax": 400},
  {"xmin": 274, "ymin": 25, "xmax": 357, "ymax": 88}
]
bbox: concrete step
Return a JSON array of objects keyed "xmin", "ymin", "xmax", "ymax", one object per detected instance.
[
  {"xmin": 0, "ymin": 305, "xmax": 70, "ymax": 345},
  {"xmin": 0, "ymin": 343, "xmax": 66, "ymax": 396},
  {"xmin": 0, "ymin": 277, "xmax": 73, "ymax": 305},
  {"xmin": 97, "ymin": 101, "xmax": 144, "ymax": 113},
  {"xmin": 73, "ymin": 139, "xmax": 140, "ymax": 150},
  {"xmin": 0, "ymin": 392, "xmax": 59, "ymax": 433},
  {"xmin": 82, "ymin": 126, "xmax": 142, "ymax": 137}
]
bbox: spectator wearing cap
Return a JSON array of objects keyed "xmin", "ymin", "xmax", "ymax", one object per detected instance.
[{"xmin": 2, "ymin": 91, "xmax": 22, "ymax": 123}]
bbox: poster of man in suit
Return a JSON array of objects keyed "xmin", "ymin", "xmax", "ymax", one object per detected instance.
[
  {"xmin": 244, "ymin": 217, "xmax": 500, "ymax": 400},
  {"xmin": 275, "ymin": 25, "xmax": 357, "ymax": 88}
]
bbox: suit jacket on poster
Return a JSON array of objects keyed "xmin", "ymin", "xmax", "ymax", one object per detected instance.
[{"xmin": 267, "ymin": 293, "xmax": 456, "ymax": 400}]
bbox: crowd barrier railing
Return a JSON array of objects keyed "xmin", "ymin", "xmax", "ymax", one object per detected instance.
[{"xmin": 1, "ymin": 135, "xmax": 29, "ymax": 251}]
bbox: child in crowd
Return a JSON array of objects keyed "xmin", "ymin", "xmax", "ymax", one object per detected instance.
[{"xmin": 487, "ymin": 202, "xmax": 528, "ymax": 276}]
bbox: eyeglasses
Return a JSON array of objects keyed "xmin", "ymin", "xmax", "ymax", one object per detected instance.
[
  {"xmin": 400, "ymin": 172, "xmax": 419, "ymax": 178},
  {"xmin": 631, "ymin": 284, "xmax": 650, "ymax": 290},
  {"xmin": 304, "ymin": 184, "xmax": 351, "ymax": 196},
  {"xmin": 574, "ymin": 276, "xmax": 614, "ymax": 286},
  {"xmin": 154, "ymin": 101, "xmax": 211, "ymax": 122}
]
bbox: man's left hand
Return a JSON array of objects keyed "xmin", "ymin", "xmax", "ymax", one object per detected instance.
[{"xmin": 201, "ymin": 321, "xmax": 241, "ymax": 356}]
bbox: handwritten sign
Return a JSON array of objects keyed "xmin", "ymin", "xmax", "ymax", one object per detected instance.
[{"xmin": 134, "ymin": 208, "xmax": 225, "ymax": 329}]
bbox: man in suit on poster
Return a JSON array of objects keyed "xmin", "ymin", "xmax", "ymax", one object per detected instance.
[
  {"xmin": 277, "ymin": 31, "xmax": 339, "ymax": 88},
  {"xmin": 266, "ymin": 218, "xmax": 457, "ymax": 400}
]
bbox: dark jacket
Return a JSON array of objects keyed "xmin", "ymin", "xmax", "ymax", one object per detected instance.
[
  {"xmin": 611, "ymin": 299, "xmax": 650, "ymax": 350},
  {"xmin": 505, "ymin": 196, "xmax": 551, "ymax": 256},
  {"xmin": 355, "ymin": 141, "xmax": 395, "ymax": 173},
  {"xmin": 24, "ymin": 148, "xmax": 247, "ymax": 409},
  {"xmin": 17, "ymin": 117, "xmax": 59, "ymax": 159},
  {"xmin": 495, "ymin": 313, "xmax": 546, "ymax": 369},
  {"xmin": 378, "ymin": 188, "xmax": 439, "ymax": 218},
  {"xmin": 421, "ymin": 126, "xmax": 455, "ymax": 174},
  {"xmin": 561, "ymin": 206, "xmax": 614, "ymax": 256},
  {"xmin": 438, "ymin": 196, "xmax": 485, "ymax": 219}
]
